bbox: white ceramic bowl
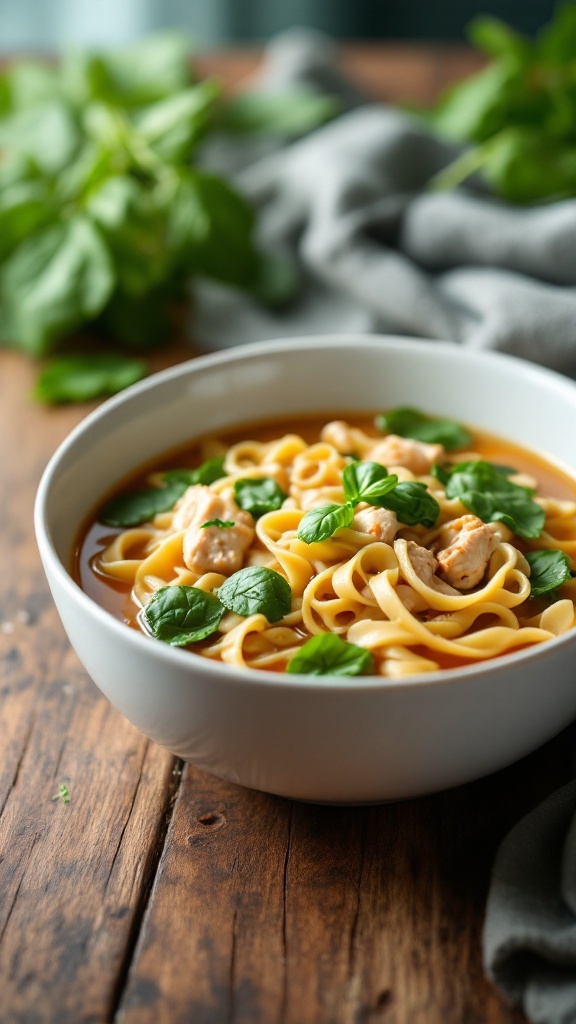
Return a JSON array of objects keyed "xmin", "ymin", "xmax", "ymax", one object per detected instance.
[{"xmin": 35, "ymin": 336, "xmax": 576, "ymax": 803}]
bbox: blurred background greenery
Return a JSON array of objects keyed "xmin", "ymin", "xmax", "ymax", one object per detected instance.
[{"xmin": 0, "ymin": 0, "xmax": 557, "ymax": 51}]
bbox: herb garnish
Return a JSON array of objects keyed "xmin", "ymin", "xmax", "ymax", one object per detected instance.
[
  {"xmin": 233, "ymin": 477, "xmax": 287, "ymax": 518},
  {"xmin": 440, "ymin": 460, "xmax": 545, "ymax": 539},
  {"xmin": 375, "ymin": 481, "xmax": 440, "ymax": 527},
  {"xmin": 297, "ymin": 459, "xmax": 439, "ymax": 543},
  {"xmin": 144, "ymin": 585, "xmax": 224, "ymax": 645},
  {"xmin": 0, "ymin": 35, "xmax": 335, "ymax": 401},
  {"xmin": 201, "ymin": 519, "xmax": 234, "ymax": 529},
  {"xmin": 34, "ymin": 353, "xmax": 147, "ymax": 404},
  {"xmin": 99, "ymin": 456, "xmax": 226, "ymax": 527},
  {"xmin": 51, "ymin": 782, "xmax": 71, "ymax": 805},
  {"xmin": 164, "ymin": 457, "xmax": 226, "ymax": 488},
  {"xmin": 425, "ymin": 7, "xmax": 576, "ymax": 203},
  {"xmin": 376, "ymin": 407, "xmax": 471, "ymax": 450},
  {"xmin": 287, "ymin": 633, "xmax": 374, "ymax": 677},
  {"xmin": 525, "ymin": 549, "xmax": 575, "ymax": 597},
  {"xmin": 217, "ymin": 566, "xmax": 292, "ymax": 622}
]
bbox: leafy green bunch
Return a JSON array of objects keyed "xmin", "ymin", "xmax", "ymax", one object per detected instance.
[
  {"xmin": 0, "ymin": 34, "xmax": 336, "ymax": 401},
  {"xmin": 428, "ymin": 3, "xmax": 576, "ymax": 202}
]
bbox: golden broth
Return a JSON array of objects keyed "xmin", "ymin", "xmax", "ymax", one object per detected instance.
[{"xmin": 74, "ymin": 414, "xmax": 576, "ymax": 674}]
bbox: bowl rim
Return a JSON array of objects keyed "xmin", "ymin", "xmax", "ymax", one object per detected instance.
[{"xmin": 34, "ymin": 332, "xmax": 576, "ymax": 694}]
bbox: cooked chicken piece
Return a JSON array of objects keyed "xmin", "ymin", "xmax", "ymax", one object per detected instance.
[
  {"xmin": 369, "ymin": 434, "xmax": 443, "ymax": 475},
  {"xmin": 432, "ymin": 515, "xmax": 498, "ymax": 590},
  {"xmin": 320, "ymin": 420, "xmax": 370, "ymax": 456},
  {"xmin": 353, "ymin": 506, "xmax": 398, "ymax": 544},
  {"xmin": 405, "ymin": 541, "xmax": 459, "ymax": 596},
  {"xmin": 173, "ymin": 485, "xmax": 255, "ymax": 576}
]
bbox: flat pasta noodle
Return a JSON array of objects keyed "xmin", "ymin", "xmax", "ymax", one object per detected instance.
[{"xmin": 86, "ymin": 416, "xmax": 576, "ymax": 676}]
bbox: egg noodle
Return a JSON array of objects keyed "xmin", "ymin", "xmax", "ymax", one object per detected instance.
[{"xmin": 94, "ymin": 418, "xmax": 576, "ymax": 677}]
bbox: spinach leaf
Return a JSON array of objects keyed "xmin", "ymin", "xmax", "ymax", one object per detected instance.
[
  {"xmin": 342, "ymin": 461, "xmax": 398, "ymax": 505},
  {"xmin": 425, "ymin": 7, "xmax": 576, "ymax": 203},
  {"xmin": 217, "ymin": 566, "xmax": 292, "ymax": 623},
  {"xmin": 286, "ymin": 633, "xmax": 374, "ymax": 677},
  {"xmin": 165, "ymin": 456, "xmax": 226, "ymax": 487},
  {"xmin": 1, "ymin": 217, "xmax": 115, "ymax": 355},
  {"xmin": 35, "ymin": 353, "xmax": 147, "ymax": 404},
  {"xmin": 144, "ymin": 584, "xmax": 224, "ymax": 645},
  {"xmin": 234, "ymin": 477, "xmax": 287, "ymax": 518},
  {"xmin": 375, "ymin": 481, "xmax": 440, "ymax": 527},
  {"xmin": 376, "ymin": 408, "xmax": 471, "ymax": 451},
  {"xmin": 445, "ymin": 460, "xmax": 545, "ymax": 539},
  {"xmin": 525, "ymin": 549, "xmax": 575, "ymax": 597},
  {"xmin": 99, "ymin": 479, "xmax": 188, "ymax": 527},
  {"xmin": 297, "ymin": 502, "xmax": 355, "ymax": 544},
  {"xmin": 100, "ymin": 456, "xmax": 227, "ymax": 527},
  {"xmin": 218, "ymin": 90, "xmax": 339, "ymax": 136}
]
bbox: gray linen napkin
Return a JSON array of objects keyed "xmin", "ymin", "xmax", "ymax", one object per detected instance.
[
  {"xmin": 192, "ymin": 29, "xmax": 576, "ymax": 375},
  {"xmin": 484, "ymin": 780, "xmax": 576, "ymax": 1024}
]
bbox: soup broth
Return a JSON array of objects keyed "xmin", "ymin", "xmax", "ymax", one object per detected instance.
[{"xmin": 75, "ymin": 413, "xmax": 576, "ymax": 677}]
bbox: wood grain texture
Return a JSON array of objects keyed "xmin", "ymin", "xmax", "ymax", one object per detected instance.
[
  {"xmin": 116, "ymin": 734, "xmax": 576, "ymax": 1024},
  {"xmin": 1, "ymin": 45, "xmax": 571, "ymax": 1024}
]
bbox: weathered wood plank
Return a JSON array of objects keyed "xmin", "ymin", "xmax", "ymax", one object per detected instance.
[
  {"xmin": 116, "ymin": 727, "xmax": 576, "ymax": 1024},
  {"xmin": 0, "ymin": 350, "xmax": 182, "ymax": 1023}
]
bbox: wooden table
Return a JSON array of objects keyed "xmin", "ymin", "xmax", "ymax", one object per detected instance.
[{"xmin": 2, "ymin": 45, "xmax": 575, "ymax": 1024}]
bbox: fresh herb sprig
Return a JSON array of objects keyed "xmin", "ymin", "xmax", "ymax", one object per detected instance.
[
  {"xmin": 297, "ymin": 459, "xmax": 439, "ymax": 544},
  {"xmin": 426, "ymin": 5, "xmax": 576, "ymax": 202},
  {"xmin": 0, "ymin": 35, "xmax": 336, "ymax": 401}
]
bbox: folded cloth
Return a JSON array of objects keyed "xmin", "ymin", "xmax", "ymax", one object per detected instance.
[
  {"xmin": 192, "ymin": 29, "xmax": 576, "ymax": 376},
  {"xmin": 483, "ymin": 780, "xmax": 576, "ymax": 1024}
]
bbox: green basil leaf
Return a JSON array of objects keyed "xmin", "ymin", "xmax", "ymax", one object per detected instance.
[
  {"xmin": 297, "ymin": 502, "xmax": 355, "ymax": 544},
  {"xmin": 87, "ymin": 175, "xmax": 170, "ymax": 297},
  {"xmin": 0, "ymin": 101, "xmax": 80, "ymax": 176},
  {"xmin": 34, "ymin": 353, "xmax": 147, "ymax": 404},
  {"xmin": 286, "ymin": 633, "xmax": 374, "ymax": 677},
  {"xmin": 164, "ymin": 457, "xmax": 226, "ymax": 488},
  {"xmin": 217, "ymin": 566, "xmax": 292, "ymax": 623},
  {"xmin": 376, "ymin": 481, "xmax": 440, "ymax": 527},
  {"xmin": 342, "ymin": 461, "xmax": 398, "ymax": 505},
  {"xmin": 445, "ymin": 460, "xmax": 545, "ymax": 539},
  {"xmin": 201, "ymin": 519, "xmax": 234, "ymax": 529},
  {"xmin": 134, "ymin": 81, "xmax": 220, "ymax": 162},
  {"xmin": 219, "ymin": 89, "xmax": 339, "ymax": 136},
  {"xmin": 99, "ymin": 480, "xmax": 187, "ymax": 527},
  {"xmin": 0, "ymin": 179, "xmax": 53, "ymax": 261},
  {"xmin": 99, "ymin": 456, "xmax": 226, "ymax": 527},
  {"xmin": 376, "ymin": 408, "xmax": 471, "ymax": 450},
  {"xmin": 525, "ymin": 549, "xmax": 574, "ymax": 597},
  {"xmin": 172, "ymin": 169, "xmax": 258, "ymax": 289},
  {"xmin": 74, "ymin": 34, "xmax": 192, "ymax": 108},
  {"xmin": 1, "ymin": 216, "xmax": 115, "ymax": 355},
  {"xmin": 234, "ymin": 477, "xmax": 286, "ymax": 518},
  {"xmin": 144, "ymin": 585, "xmax": 224, "ymax": 646}
]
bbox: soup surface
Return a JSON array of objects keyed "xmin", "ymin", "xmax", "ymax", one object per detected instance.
[{"xmin": 76, "ymin": 411, "xmax": 576, "ymax": 677}]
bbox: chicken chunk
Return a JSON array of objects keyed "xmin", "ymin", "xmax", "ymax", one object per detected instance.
[
  {"xmin": 173, "ymin": 485, "xmax": 255, "ymax": 576},
  {"xmin": 432, "ymin": 515, "xmax": 498, "ymax": 590},
  {"xmin": 369, "ymin": 434, "xmax": 443, "ymax": 475},
  {"xmin": 353, "ymin": 506, "xmax": 398, "ymax": 544},
  {"xmin": 405, "ymin": 541, "xmax": 459, "ymax": 596}
]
